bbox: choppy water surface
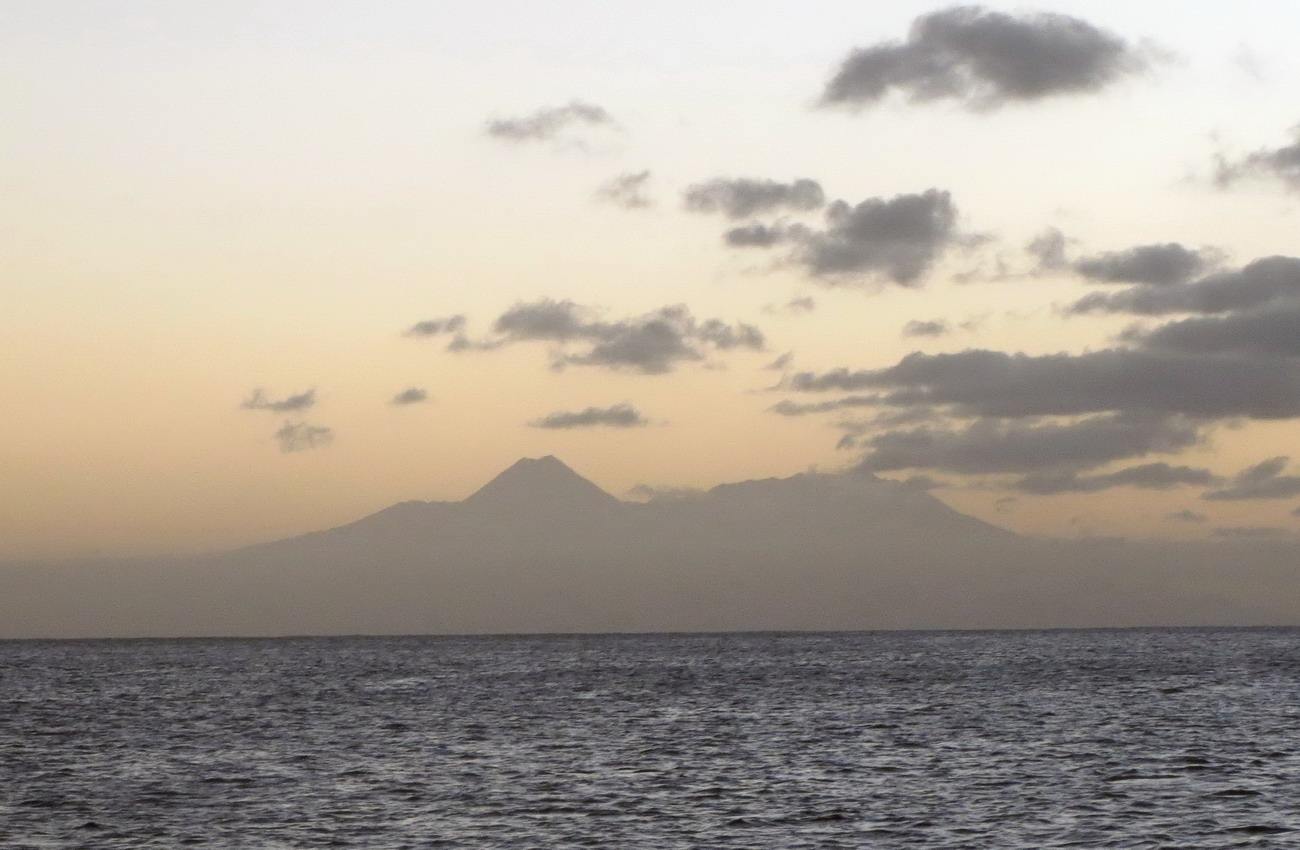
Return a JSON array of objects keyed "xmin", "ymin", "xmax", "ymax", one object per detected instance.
[{"xmin": 3, "ymin": 629, "xmax": 1299, "ymax": 848}]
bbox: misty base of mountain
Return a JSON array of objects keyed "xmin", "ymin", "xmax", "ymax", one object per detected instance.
[{"xmin": 3, "ymin": 456, "xmax": 1296, "ymax": 638}]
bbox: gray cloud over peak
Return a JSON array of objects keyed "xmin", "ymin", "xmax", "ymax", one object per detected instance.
[
  {"xmin": 856, "ymin": 413, "xmax": 1200, "ymax": 475},
  {"xmin": 529, "ymin": 403, "xmax": 649, "ymax": 430},
  {"xmin": 1203, "ymin": 456, "xmax": 1300, "ymax": 501},
  {"xmin": 821, "ymin": 6, "xmax": 1150, "ymax": 111},
  {"xmin": 274, "ymin": 421, "xmax": 333, "ymax": 453},
  {"xmin": 405, "ymin": 316, "xmax": 466, "ymax": 337},
  {"xmin": 241, "ymin": 388, "xmax": 316, "ymax": 413},
  {"xmin": 1212, "ymin": 526, "xmax": 1289, "ymax": 539},
  {"xmin": 683, "ymin": 178, "xmax": 825, "ymax": 219},
  {"xmin": 1074, "ymin": 243, "xmax": 1215, "ymax": 286},
  {"xmin": 1166, "ymin": 509, "xmax": 1208, "ymax": 523},
  {"xmin": 596, "ymin": 171, "xmax": 653, "ymax": 209},
  {"xmin": 390, "ymin": 387, "xmax": 428, "ymax": 406},
  {"xmin": 1012, "ymin": 462, "xmax": 1218, "ymax": 495},
  {"xmin": 1068, "ymin": 255, "xmax": 1300, "ymax": 316},
  {"xmin": 1215, "ymin": 127, "xmax": 1300, "ymax": 192},
  {"xmin": 903, "ymin": 319, "xmax": 950, "ymax": 337},
  {"xmin": 788, "ymin": 347, "xmax": 1300, "ymax": 419},
  {"xmin": 457, "ymin": 299, "xmax": 764, "ymax": 375},
  {"xmin": 485, "ymin": 101, "xmax": 614, "ymax": 142}
]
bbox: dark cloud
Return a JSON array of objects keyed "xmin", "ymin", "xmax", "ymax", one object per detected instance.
[
  {"xmin": 485, "ymin": 101, "xmax": 613, "ymax": 142},
  {"xmin": 458, "ymin": 299, "xmax": 764, "ymax": 375},
  {"xmin": 529, "ymin": 403, "xmax": 649, "ymax": 430},
  {"xmin": 1068, "ymin": 256, "xmax": 1300, "ymax": 316},
  {"xmin": 797, "ymin": 190, "xmax": 960, "ymax": 285},
  {"xmin": 820, "ymin": 7, "xmax": 1150, "ymax": 111},
  {"xmin": 405, "ymin": 316, "xmax": 467, "ymax": 338},
  {"xmin": 1166, "ymin": 509, "xmax": 1208, "ymax": 523},
  {"xmin": 1074, "ymin": 243, "xmax": 1213, "ymax": 286},
  {"xmin": 1215, "ymin": 127, "xmax": 1300, "ymax": 192},
  {"xmin": 1012, "ymin": 462, "xmax": 1218, "ymax": 495},
  {"xmin": 1212, "ymin": 526, "xmax": 1288, "ymax": 539},
  {"xmin": 595, "ymin": 171, "xmax": 653, "ymax": 209},
  {"xmin": 682, "ymin": 178, "xmax": 825, "ymax": 219},
  {"xmin": 788, "ymin": 347, "xmax": 1300, "ymax": 419},
  {"xmin": 390, "ymin": 388, "xmax": 428, "ymax": 406},
  {"xmin": 903, "ymin": 319, "xmax": 950, "ymax": 337},
  {"xmin": 1203, "ymin": 457, "xmax": 1300, "ymax": 501},
  {"xmin": 241, "ymin": 388, "xmax": 316, "ymax": 413},
  {"xmin": 274, "ymin": 422, "xmax": 333, "ymax": 453},
  {"xmin": 856, "ymin": 414, "xmax": 1200, "ymax": 475},
  {"xmin": 899, "ymin": 474, "xmax": 942, "ymax": 491},
  {"xmin": 1130, "ymin": 302, "xmax": 1300, "ymax": 358},
  {"xmin": 724, "ymin": 223, "xmax": 799, "ymax": 248}
]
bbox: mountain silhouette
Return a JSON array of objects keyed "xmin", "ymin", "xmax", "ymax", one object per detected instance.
[{"xmin": 1, "ymin": 457, "xmax": 1296, "ymax": 637}]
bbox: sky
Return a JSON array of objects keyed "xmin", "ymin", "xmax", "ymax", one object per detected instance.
[{"xmin": 4, "ymin": 0, "xmax": 1300, "ymax": 559}]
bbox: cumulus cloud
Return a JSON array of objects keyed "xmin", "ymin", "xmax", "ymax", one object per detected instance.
[
  {"xmin": 405, "ymin": 316, "xmax": 467, "ymax": 338},
  {"xmin": 1130, "ymin": 302, "xmax": 1300, "ymax": 358},
  {"xmin": 453, "ymin": 299, "xmax": 764, "ymax": 374},
  {"xmin": 1026, "ymin": 228, "xmax": 1069, "ymax": 271},
  {"xmin": 1012, "ymin": 462, "xmax": 1218, "ymax": 495},
  {"xmin": 903, "ymin": 319, "xmax": 950, "ymax": 337},
  {"xmin": 274, "ymin": 422, "xmax": 333, "ymax": 453},
  {"xmin": 1074, "ymin": 243, "xmax": 1214, "ymax": 286},
  {"xmin": 529, "ymin": 403, "xmax": 649, "ymax": 430},
  {"xmin": 1068, "ymin": 255, "xmax": 1300, "ymax": 316},
  {"xmin": 241, "ymin": 388, "xmax": 316, "ymax": 413},
  {"xmin": 1203, "ymin": 457, "xmax": 1300, "ymax": 500},
  {"xmin": 390, "ymin": 388, "xmax": 428, "ymax": 406},
  {"xmin": 788, "ymin": 347, "xmax": 1300, "ymax": 419},
  {"xmin": 724, "ymin": 222, "xmax": 800, "ymax": 248},
  {"xmin": 765, "ymin": 352, "xmax": 794, "ymax": 371},
  {"xmin": 1215, "ymin": 126, "xmax": 1300, "ymax": 192},
  {"xmin": 820, "ymin": 6, "xmax": 1151, "ymax": 111},
  {"xmin": 1166, "ymin": 509, "xmax": 1208, "ymax": 523},
  {"xmin": 485, "ymin": 101, "xmax": 614, "ymax": 143},
  {"xmin": 856, "ymin": 414, "xmax": 1200, "ymax": 475},
  {"xmin": 596, "ymin": 171, "xmax": 653, "ymax": 209},
  {"xmin": 682, "ymin": 178, "xmax": 825, "ymax": 219},
  {"xmin": 797, "ymin": 189, "xmax": 960, "ymax": 285}
]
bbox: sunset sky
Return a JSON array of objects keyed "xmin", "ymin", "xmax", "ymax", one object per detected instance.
[{"xmin": 5, "ymin": 0, "xmax": 1300, "ymax": 558}]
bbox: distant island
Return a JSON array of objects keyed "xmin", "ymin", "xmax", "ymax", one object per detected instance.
[{"xmin": 1, "ymin": 456, "xmax": 1296, "ymax": 638}]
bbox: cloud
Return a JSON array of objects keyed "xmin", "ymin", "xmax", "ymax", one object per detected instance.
[
  {"xmin": 765, "ymin": 352, "xmax": 794, "ymax": 371},
  {"xmin": 1074, "ymin": 243, "xmax": 1214, "ymax": 286},
  {"xmin": 529, "ymin": 403, "xmax": 649, "ymax": 430},
  {"xmin": 484, "ymin": 101, "xmax": 614, "ymax": 143},
  {"xmin": 1026, "ymin": 228, "xmax": 1069, "ymax": 270},
  {"xmin": 787, "ymin": 347, "xmax": 1300, "ymax": 419},
  {"xmin": 1068, "ymin": 255, "xmax": 1300, "ymax": 316},
  {"xmin": 820, "ymin": 7, "xmax": 1151, "ymax": 111},
  {"xmin": 770, "ymin": 395, "xmax": 885, "ymax": 417},
  {"xmin": 241, "ymin": 388, "xmax": 316, "ymax": 413},
  {"xmin": 625, "ymin": 483, "xmax": 704, "ymax": 502},
  {"xmin": 274, "ymin": 422, "xmax": 333, "ymax": 453},
  {"xmin": 796, "ymin": 190, "xmax": 961, "ymax": 285},
  {"xmin": 1012, "ymin": 462, "xmax": 1218, "ymax": 495},
  {"xmin": 1203, "ymin": 457, "xmax": 1300, "ymax": 500},
  {"xmin": 390, "ymin": 388, "xmax": 429, "ymax": 406},
  {"xmin": 903, "ymin": 319, "xmax": 950, "ymax": 337},
  {"xmin": 405, "ymin": 316, "xmax": 467, "ymax": 338},
  {"xmin": 596, "ymin": 171, "xmax": 653, "ymax": 209},
  {"xmin": 724, "ymin": 223, "xmax": 800, "ymax": 248},
  {"xmin": 856, "ymin": 414, "xmax": 1200, "ymax": 475},
  {"xmin": 682, "ymin": 178, "xmax": 825, "ymax": 219},
  {"xmin": 1130, "ymin": 302, "xmax": 1300, "ymax": 358},
  {"xmin": 1166, "ymin": 509, "xmax": 1208, "ymax": 523},
  {"xmin": 1215, "ymin": 126, "xmax": 1300, "ymax": 192},
  {"xmin": 456, "ymin": 299, "xmax": 765, "ymax": 374},
  {"xmin": 1212, "ymin": 526, "xmax": 1288, "ymax": 539}
]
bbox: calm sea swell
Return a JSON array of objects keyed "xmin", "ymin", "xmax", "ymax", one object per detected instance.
[{"xmin": 2, "ymin": 629, "xmax": 1298, "ymax": 848}]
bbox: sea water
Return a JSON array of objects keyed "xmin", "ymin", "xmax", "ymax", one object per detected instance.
[{"xmin": 2, "ymin": 629, "xmax": 1298, "ymax": 848}]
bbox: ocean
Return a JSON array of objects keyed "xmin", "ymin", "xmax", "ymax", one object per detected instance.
[{"xmin": 3, "ymin": 629, "xmax": 1298, "ymax": 848}]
